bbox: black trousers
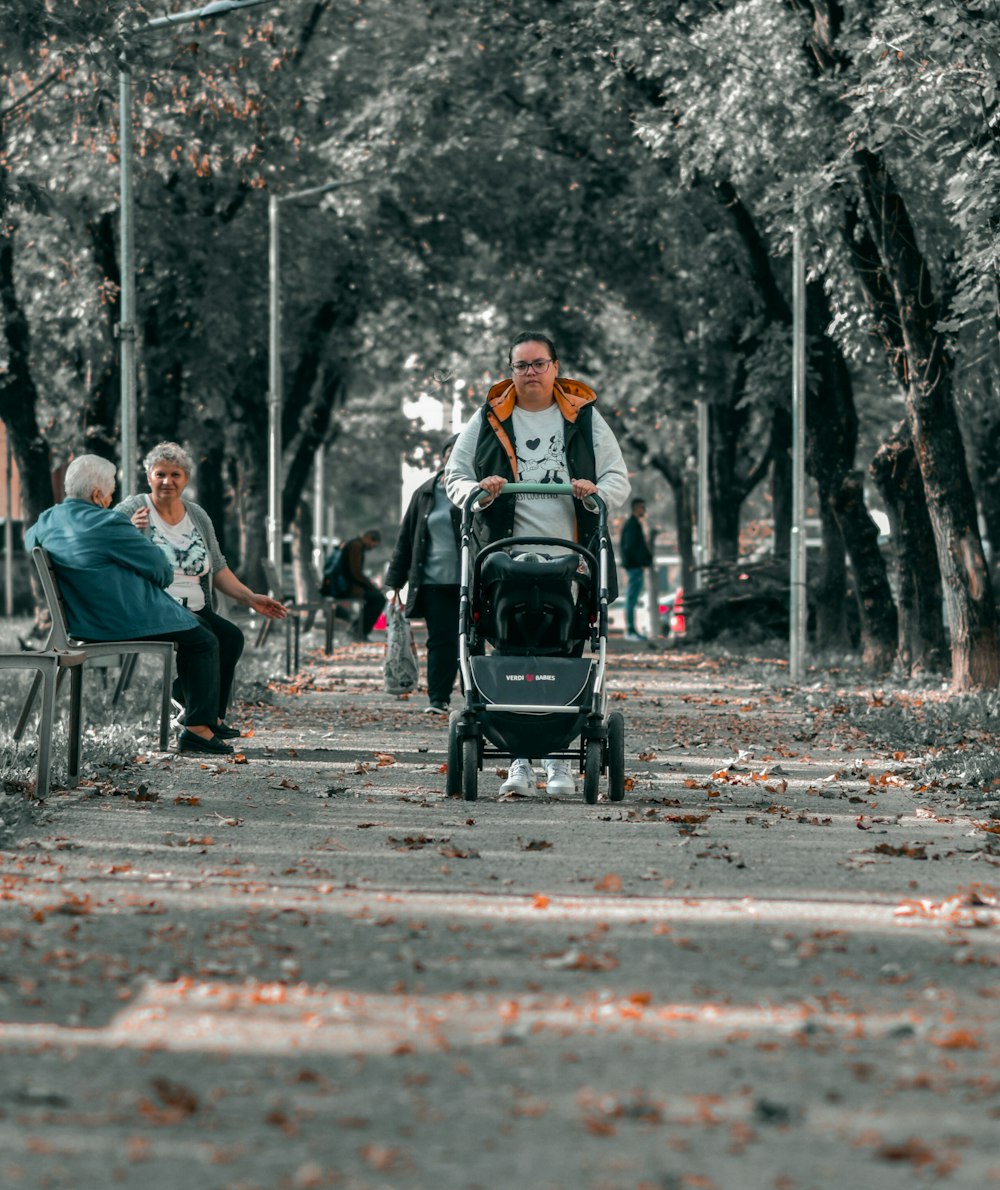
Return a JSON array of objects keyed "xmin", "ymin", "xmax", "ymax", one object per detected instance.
[
  {"xmin": 166, "ymin": 607, "xmax": 245, "ymax": 722},
  {"xmin": 194, "ymin": 607, "xmax": 245, "ymax": 719},
  {"xmin": 359, "ymin": 587, "xmax": 387, "ymax": 635},
  {"xmin": 141, "ymin": 621, "xmax": 221, "ymax": 729},
  {"xmin": 421, "ymin": 584, "xmax": 460, "ymax": 707}
]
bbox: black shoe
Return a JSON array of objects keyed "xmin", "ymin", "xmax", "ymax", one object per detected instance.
[
  {"xmin": 214, "ymin": 722, "xmax": 243, "ymax": 739},
  {"xmin": 424, "ymin": 702, "xmax": 449, "ymax": 715},
  {"xmin": 178, "ymin": 730, "xmax": 234, "ymax": 756}
]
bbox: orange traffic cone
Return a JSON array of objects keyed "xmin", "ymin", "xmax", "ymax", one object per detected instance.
[{"xmin": 669, "ymin": 587, "xmax": 686, "ymax": 637}]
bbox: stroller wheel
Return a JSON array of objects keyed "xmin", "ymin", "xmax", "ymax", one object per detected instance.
[
  {"xmin": 583, "ymin": 739, "xmax": 602, "ymax": 804},
  {"xmin": 607, "ymin": 710, "xmax": 626, "ymax": 801},
  {"xmin": 462, "ymin": 736, "xmax": 479, "ymax": 802},
  {"xmin": 445, "ymin": 711, "xmax": 462, "ymax": 796}
]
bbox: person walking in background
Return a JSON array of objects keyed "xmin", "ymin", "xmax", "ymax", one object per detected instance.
[
  {"xmin": 26, "ymin": 454, "xmax": 237, "ymax": 756},
  {"xmin": 386, "ymin": 435, "xmax": 461, "ymax": 715},
  {"xmin": 620, "ymin": 497, "xmax": 653, "ymax": 642},
  {"xmin": 115, "ymin": 441, "xmax": 286, "ymax": 738},
  {"xmin": 445, "ymin": 330, "xmax": 630, "ymax": 797},
  {"xmin": 340, "ymin": 529, "xmax": 386, "ymax": 641}
]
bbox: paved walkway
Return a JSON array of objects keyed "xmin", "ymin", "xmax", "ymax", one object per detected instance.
[{"xmin": 1, "ymin": 634, "xmax": 998, "ymax": 1189}]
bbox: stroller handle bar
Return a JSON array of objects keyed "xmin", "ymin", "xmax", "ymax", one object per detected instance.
[{"xmin": 465, "ymin": 483, "xmax": 607, "ymax": 524}]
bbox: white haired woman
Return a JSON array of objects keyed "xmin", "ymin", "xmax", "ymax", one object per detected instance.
[
  {"xmin": 25, "ymin": 454, "xmax": 236, "ymax": 755},
  {"xmin": 115, "ymin": 442, "xmax": 286, "ymax": 739}
]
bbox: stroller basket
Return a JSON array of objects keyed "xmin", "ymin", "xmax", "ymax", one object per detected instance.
[{"xmin": 470, "ymin": 654, "xmax": 595, "ymax": 758}]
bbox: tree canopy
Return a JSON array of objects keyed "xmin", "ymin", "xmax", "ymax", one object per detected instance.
[{"xmin": 2, "ymin": 0, "xmax": 999, "ymax": 685}]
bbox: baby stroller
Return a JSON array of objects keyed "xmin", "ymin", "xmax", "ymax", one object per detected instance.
[{"xmin": 445, "ymin": 482, "xmax": 626, "ymax": 804}]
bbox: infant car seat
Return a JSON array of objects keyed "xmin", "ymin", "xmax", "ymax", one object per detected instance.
[{"xmin": 478, "ymin": 552, "xmax": 590, "ymax": 655}]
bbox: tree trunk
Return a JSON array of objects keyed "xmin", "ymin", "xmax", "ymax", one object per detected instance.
[
  {"xmin": 291, "ymin": 499, "xmax": 315, "ymax": 603},
  {"xmin": 235, "ymin": 450, "xmax": 269, "ymax": 594},
  {"xmin": 191, "ymin": 434, "xmax": 228, "ymax": 560},
  {"xmin": 870, "ymin": 425, "xmax": 947, "ymax": 675},
  {"xmin": 671, "ymin": 473, "xmax": 696, "ymax": 594},
  {"xmin": 227, "ymin": 351, "xmax": 269, "ymax": 590},
  {"xmin": 831, "ymin": 471, "xmax": 898, "ymax": 669},
  {"xmin": 770, "ymin": 407, "xmax": 792, "ymax": 563},
  {"xmin": 79, "ymin": 210, "xmax": 121, "ymax": 465},
  {"xmin": 854, "ymin": 149, "xmax": 997, "ymax": 688},
  {"xmin": 962, "ymin": 370, "xmax": 1000, "ymax": 593},
  {"xmin": 804, "ymin": 278, "xmax": 897, "ymax": 670},
  {"xmin": 0, "ymin": 230, "xmax": 53, "ymax": 524},
  {"xmin": 812, "ymin": 503, "xmax": 849, "ymax": 651}
]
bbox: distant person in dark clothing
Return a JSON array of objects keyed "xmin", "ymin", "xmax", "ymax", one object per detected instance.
[
  {"xmin": 386, "ymin": 435, "xmax": 461, "ymax": 714},
  {"xmin": 620, "ymin": 497, "xmax": 653, "ymax": 641},
  {"xmin": 342, "ymin": 529, "xmax": 385, "ymax": 640}
]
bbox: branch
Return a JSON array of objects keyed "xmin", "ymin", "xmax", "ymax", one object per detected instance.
[{"xmin": 0, "ymin": 67, "xmax": 64, "ymax": 126}]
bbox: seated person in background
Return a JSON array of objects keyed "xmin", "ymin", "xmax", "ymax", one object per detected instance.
[
  {"xmin": 25, "ymin": 454, "xmax": 237, "ymax": 756},
  {"xmin": 115, "ymin": 441, "xmax": 286, "ymax": 738},
  {"xmin": 340, "ymin": 529, "xmax": 386, "ymax": 641}
]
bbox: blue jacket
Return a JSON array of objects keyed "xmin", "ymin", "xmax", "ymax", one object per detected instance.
[{"xmin": 25, "ymin": 499, "xmax": 199, "ymax": 640}]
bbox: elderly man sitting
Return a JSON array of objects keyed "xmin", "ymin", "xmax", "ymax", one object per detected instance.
[{"xmin": 25, "ymin": 454, "xmax": 236, "ymax": 756}]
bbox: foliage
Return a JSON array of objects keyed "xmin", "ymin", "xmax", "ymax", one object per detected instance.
[{"xmin": 3, "ymin": 0, "xmax": 1000, "ymax": 678}]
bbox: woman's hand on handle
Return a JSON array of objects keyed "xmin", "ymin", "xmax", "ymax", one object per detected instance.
[
  {"xmin": 477, "ymin": 475, "xmax": 507, "ymax": 503},
  {"xmin": 570, "ymin": 478, "xmax": 598, "ymax": 499}
]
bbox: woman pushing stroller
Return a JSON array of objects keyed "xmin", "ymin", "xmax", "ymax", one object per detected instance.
[{"xmin": 445, "ymin": 331, "xmax": 630, "ymax": 797}]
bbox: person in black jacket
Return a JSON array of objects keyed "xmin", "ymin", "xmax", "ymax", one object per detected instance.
[
  {"xmin": 620, "ymin": 497, "xmax": 653, "ymax": 641},
  {"xmin": 386, "ymin": 435, "xmax": 461, "ymax": 714}
]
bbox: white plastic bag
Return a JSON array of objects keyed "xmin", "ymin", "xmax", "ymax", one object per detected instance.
[{"xmin": 383, "ymin": 601, "xmax": 419, "ymax": 695}]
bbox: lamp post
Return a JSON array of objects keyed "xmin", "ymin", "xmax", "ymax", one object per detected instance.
[
  {"xmin": 695, "ymin": 319, "xmax": 711, "ymax": 589},
  {"xmin": 267, "ymin": 179, "xmax": 363, "ymax": 574},
  {"xmin": 789, "ymin": 206, "xmax": 808, "ymax": 683},
  {"xmin": 118, "ymin": 0, "xmax": 271, "ymax": 496}
]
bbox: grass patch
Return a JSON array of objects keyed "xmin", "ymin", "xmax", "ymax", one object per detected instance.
[
  {"xmin": 794, "ymin": 682, "xmax": 1000, "ymax": 805},
  {"xmin": 0, "ymin": 612, "xmax": 292, "ymax": 801}
]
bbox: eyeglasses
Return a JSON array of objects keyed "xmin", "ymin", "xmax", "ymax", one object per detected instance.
[{"xmin": 511, "ymin": 358, "xmax": 553, "ymax": 374}]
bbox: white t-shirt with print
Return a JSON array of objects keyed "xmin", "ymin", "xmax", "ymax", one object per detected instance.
[
  {"xmin": 146, "ymin": 497, "xmax": 210, "ymax": 611},
  {"xmin": 508, "ymin": 403, "xmax": 578, "ymax": 545}
]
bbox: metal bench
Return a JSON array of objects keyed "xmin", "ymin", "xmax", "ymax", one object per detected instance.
[
  {"xmin": 1, "ymin": 649, "xmax": 85, "ymax": 798},
  {"xmin": 13, "ymin": 546, "xmax": 175, "ymax": 787},
  {"xmin": 256, "ymin": 560, "xmax": 359, "ymax": 672}
]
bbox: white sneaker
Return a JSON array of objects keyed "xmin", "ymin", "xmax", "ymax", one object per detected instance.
[
  {"xmin": 624, "ymin": 631, "xmax": 646, "ymax": 642},
  {"xmin": 499, "ymin": 758, "xmax": 535, "ymax": 795},
  {"xmin": 544, "ymin": 759, "xmax": 576, "ymax": 795}
]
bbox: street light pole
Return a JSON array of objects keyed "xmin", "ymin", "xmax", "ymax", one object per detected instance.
[
  {"xmin": 789, "ymin": 207, "xmax": 808, "ymax": 683},
  {"xmin": 695, "ymin": 319, "xmax": 710, "ymax": 589},
  {"xmin": 117, "ymin": 56, "xmax": 138, "ymax": 497},
  {"xmin": 267, "ymin": 178, "xmax": 363, "ymax": 574},
  {"xmin": 268, "ymin": 193, "xmax": 282, "ymax": 573},
  {"xmin": 118, "ymin": 0, "xmax": 271, "ymax": 496}
]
